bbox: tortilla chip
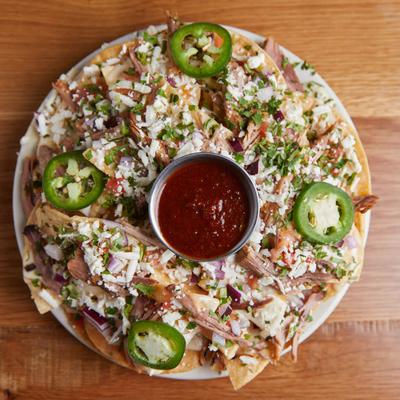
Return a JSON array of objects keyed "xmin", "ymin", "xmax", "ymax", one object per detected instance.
[
  {"xmin": 230, "ymin": 31, "xmax": 287, "ymax": 90},
  {"xmin": 83, "ymin": 318, "xmax": 131, "ymax": 368},
  {"xmin": 224, "ymin": 355, "xmax": 269, "ymax": 390},
  {"xmin": 159, "ymin": 350, "xmax": 201, "ymax": 374},
  {"xmin": 90, "ymin": 41, "xmax": 137, "ymax": 65}
]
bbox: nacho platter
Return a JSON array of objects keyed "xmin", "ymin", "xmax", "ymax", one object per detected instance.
[{"xmin": 13, "ymin": 16, "xmax": 376, "ymax": 389}]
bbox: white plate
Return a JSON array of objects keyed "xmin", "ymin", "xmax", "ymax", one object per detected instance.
[{"xmin": 13, "ymin": 25, "xmax": 370, "ymax": 380}]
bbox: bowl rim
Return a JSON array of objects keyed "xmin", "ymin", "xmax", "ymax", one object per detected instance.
[{"xmin": 148, "ymin": 152, "xmax": 259, "ymax": 262}]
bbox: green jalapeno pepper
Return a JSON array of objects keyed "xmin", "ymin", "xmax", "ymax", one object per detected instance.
[
  {"xmin": 127, "ymin": 320, "xmax": 186, "ymax": 370},
  {"xmin": 43, "ymin": 151, "xmax": 105, "ymax": 211},
  {"xmin": 293, "ymin": 182, "xmax": 354, "ymax": 244},
  {"xmin": 170, "ymin": 22, "xmax": 232, "ymax": 78}
]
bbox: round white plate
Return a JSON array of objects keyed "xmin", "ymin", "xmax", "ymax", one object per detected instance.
[{"xmin": 13, "ymin": 25, "xmax": 369, "ymax": 380}]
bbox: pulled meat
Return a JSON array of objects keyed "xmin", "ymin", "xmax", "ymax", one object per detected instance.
[
  {"xmin": 52, "ymin": 79, "xmax": 77, "ymax": 111},
  {"xmin": 180, "ymin": 295, "xmax": 250, "ymax": 345},
  {"xmin": 23, "ymin": 225, "xmax": 62, "ymax": 293},
  {"xmin": 223, "ymin": 97, "xmax": 242, "ymax": 134},
  {"xmin": 200, "ymin": 89, "xmax": 224, "ymax": 122},
  {"xmin": 128, "ymin": 44, "xmax": 146, "ymax": 75},
  {"xmin": 242, "ymin": 121, "xmax": 261, "ymax": 150},
  {"xmin": 37, "ymin": 144, "xmax": 55, "ymax": 175},
  {"xmin": 119, "ymin": 220, "xmax": 164, "ymax": 248},
  {"xmin": 263, "ymin": 37, "xmax": 304, "ymax": 92},
  {"xmin": 21, "ymin": 156, "xmax": 41, "ymax": 217},
  {"xmin": 129, "ymin": 117, "xmax": 152, "ymax": 145},
  {"xmin": 231, "ymin": 297, "xmax": 273, "ymax": 310},
  {"xmin": 131, "ymin": 295, "xmax": 159, "ymax": 320},
  {"xmin": 353, "ymin": 194, "xmax": 379, "ymax": 214},
  {"xmin": 206, "ymin": 127, "xmax": 232, "ymax": 152},
  {"xmin": 269, "ymin": 315, "xmax": 293, "ymax": 362},
  {"xmin": 270, "ymin": 225, "xmax": 300, "ymax": 262},
  {"xmin": 290, "ymin": 290, "xmax": 325, "ymax": 361},
  {"xmin": 67, "ymin": 248, "xmax": 89, "ymax": 282},
  {"xmin": 200, "ymin": 340, "xmax": 225, "ymax": 371},
  {"xmin": 236, "ymin": 245, "xmax": 276, "ymax": 277},
  {"xmin": 155, "ymin": 141, "xmax": 171, "ymax": 166},
  {"xmin": 166, "ymin": 10, "xmax": 181, "ymax": 35},
  {"xmin": 287, "ymin": 271, "xmax": 336, "ymax": 287}
]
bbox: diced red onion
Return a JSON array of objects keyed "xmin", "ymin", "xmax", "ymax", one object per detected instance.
[
  {"xmin": 217, "ymin": 303, "xmax": 232, "ymax": 318},
  {"xmin": 230, "ymin": 319, "xmax": 241, "ymax": 336},
  {"xmin": 229, "ymin": 138, "xmax": 244, "ymax": 153},
  {"xmin": 215, "ymin": 268, "xmax": 225, "ymax": 280},
  {"xmin": 210, "ymin": 261, "xmax": 225, "ymax": 280},
  {"xmin": 166, "ymin": 76, "xmax": 177, "ymax": 88},
  {"xmin": 344, "ymin": 235, "xmax": 357, "ymax": 249},
  {"xmin": 210, "ymin": 260, "xmax": 224, "ymax": 268},
  {"xmin": 119, "ymin": 156, "xmax": 132, "ymax": 167},
  {"xmin": 54, "ymin": 273, "xmax": 68, "ymax": 284},
  {"xmin": 227, "ymin": 284, "xmax": 242, "ymax": 303},
  {"xmin": 103, "ymin": 220, "xmax": 122, "ymax": 229},
  {"xmin": 44, "ymin": 243, "xmax": 63, "ymax": 261},
  {"xmin": 212, "ymin": 332, "xmax": 226, "ymax": 347},
  {"xmin": 274, "ymin": 110, "xmax": 284, "ymax": 122},
  {"xmin": 335, "ymin": 239, "xmax": 344, "ymax": 248},
  {"xmin": 245, "ymin": 160, "xmax": 259, "ymax": 175},
  {"xmin": 104, "ymin": 116, "xmax": 118, "ymax": 129},
  {"xmin": 190, "ymin": 273, "xmax": 200, "ymax": 284},
  {"xmin": 82, "ymin": 307, "xmax": 110, "ymax": 332},
  {"xmin": 108, "ymin": 255, "xmax": 124, "ymax": 274},
  {"xmin": 223, "ymin": 305, "xmax": 232, "ymax": 317},
  {"xmin": 217, "ymin": 302, "xmax": 230, "ymax": 317},
  {"xmin": 84, "ymin": 116, "xmax": 97, "ymax": 129}
]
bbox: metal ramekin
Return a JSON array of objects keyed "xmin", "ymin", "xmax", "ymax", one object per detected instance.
[{"xmin": 148, "ymin": 152, "xmax": 259, "ymax": 262}]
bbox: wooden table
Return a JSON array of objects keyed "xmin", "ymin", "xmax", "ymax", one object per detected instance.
[{"xmin": 1, "ymin": 1, "xmax": 399, "ymax": 399}]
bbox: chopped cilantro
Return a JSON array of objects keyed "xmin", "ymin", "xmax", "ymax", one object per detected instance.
[
  {"xmin": 138, "ymin": 243, "xmax": 146, "ymax": 262},
  {"xmin": 124, "ymin": 67, "xmax": 136, "ymax": 76},
  {"xmin": 169, "ymin": 93, "xmax": 179, "ymax": 104},
  {"xmin": 187, "ymin": 321, "xmax": 197, "ymax": 330},
  {"xmin": 157, "ymin": 125, "xmax": 184, "ymax": 141},
  {"xmin": 143, "ymin": 31, "xmax": 158, "ymax": 45},
  {"xmin": 180, "ymin": 258, "xmax": 198, "ymax": 269},
  {"xmin": 157, "ymin": 88, "xmax": 167, "ymax": 98},
  {"xmin": 134, "ymin": 283, "xmax": 154, "ymax": 296},
  {"xmin": 130, "ymin": 103, "xmax": 144, "ymax": 114},
  {"xmin": 105, "ymin": 306, "xmax": 117, "ymax": 315},
  {"xmin": 266, "ymin": 96, "xmax": 282, "ymax": 115},
  {"xmin": 123, "ymin": 303, "xmax": 133, "ymax": 319},
  {"xmin": 31, "ymin": 278, "xmax": 40, "ymax": 287},
  {"xmin": 282, "ymin": 56, "xmax": 289, "ymax": 69},
  {"xmin": 300, "ymin": 60, "xmax": 316, "ymax": 75},
  {"xmin": 120, "ymin": 120, "xmax": 130, "ymax": 136},
  {"xmin": 251, "ymin": 111, "xmax": 263, "ymax": 125},
  {"xmin": 233, "ymin": 153, "xmax": 244, "ymax": 163}
]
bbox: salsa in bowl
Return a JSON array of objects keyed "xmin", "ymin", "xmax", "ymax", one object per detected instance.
[{"xmin": 149, "ymin": 153, "xmax": 259, "ymax": 261}]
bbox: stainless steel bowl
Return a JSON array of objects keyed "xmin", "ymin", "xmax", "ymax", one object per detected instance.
[{"xmin": 148, "ymin": 152, "xmax": 259, "ymax": 262}]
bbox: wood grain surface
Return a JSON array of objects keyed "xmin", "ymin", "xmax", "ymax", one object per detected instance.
[{"xmin": 0, "ymin": 1, "xmax": 399, "ymax": 399}]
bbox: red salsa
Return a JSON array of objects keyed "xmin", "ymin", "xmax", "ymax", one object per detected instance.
[{"xmin": 157, "ymin": 160, "xmax": 250, "ymax": 260}]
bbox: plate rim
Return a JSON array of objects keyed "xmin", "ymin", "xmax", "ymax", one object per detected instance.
[{"xmin": 12, "ymin": 24, "xmax": 370, "ymax": 381}]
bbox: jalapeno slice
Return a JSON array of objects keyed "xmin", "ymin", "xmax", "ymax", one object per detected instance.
[
  {"xmin": 170, "ymin": 22, "xmax": 232, "ymax": 78},
  {"xmin": 127, "ymin": 320, "xmax": 186, "ymax": 370},
  {"xmin": 293, "ymin": 182, "xmax": 354, "ymax": 244},
  {"xmin": 43, "ymin": 151, "xmax": 105, "ymax": 211}
]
